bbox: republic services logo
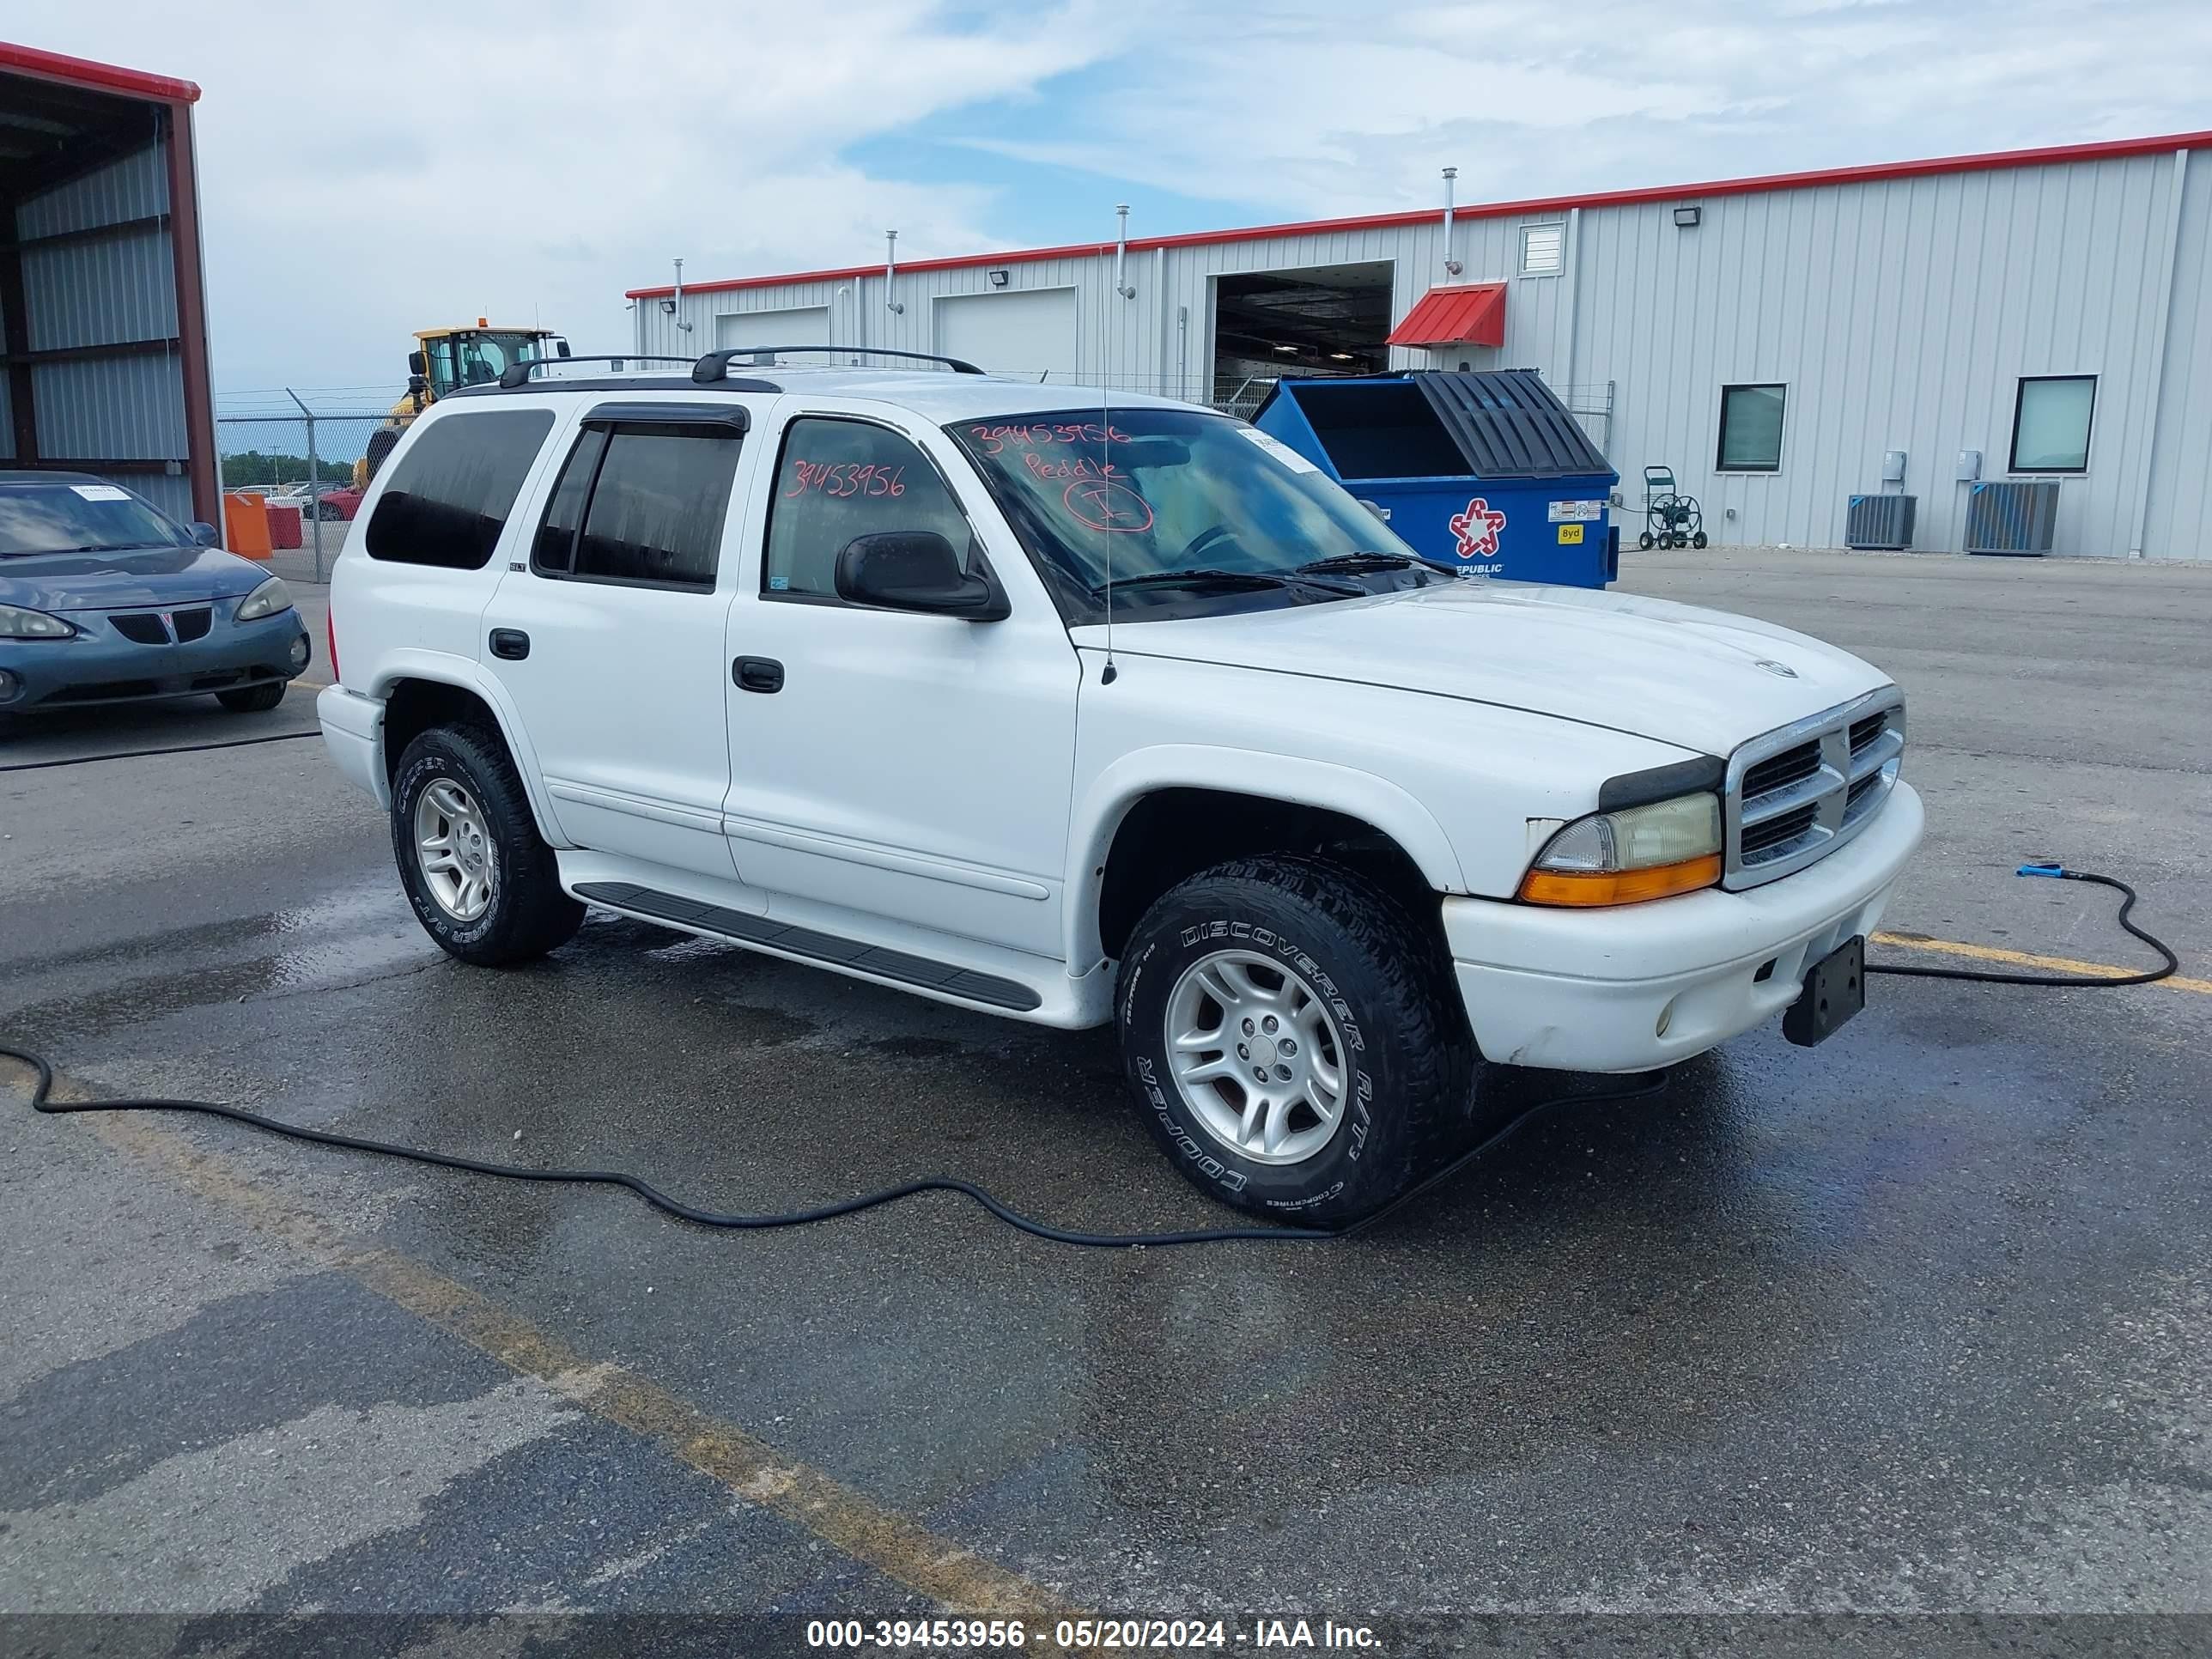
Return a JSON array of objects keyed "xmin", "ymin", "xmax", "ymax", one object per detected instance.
[{"xmin": 1449, "ymin": 496, "xmax": 1506, "ymax": 561}]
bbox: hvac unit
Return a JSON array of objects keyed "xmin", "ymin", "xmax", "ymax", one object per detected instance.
[
  {"xmin": 1845, "ymin": 493, "xmax": 1917, "ymax": 550},
  {"xmin": 1965, "ymin": 481, "xmax": 2060, "ymax": 556}
]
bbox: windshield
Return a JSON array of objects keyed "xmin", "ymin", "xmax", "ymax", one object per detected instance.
[
  {"xmin": 951, "ymin": 405, "xmax": 1437, "ymax": 623},
  {"xmin": 0, "ymin": 482, "xmax": 191, "ymax": 557}
]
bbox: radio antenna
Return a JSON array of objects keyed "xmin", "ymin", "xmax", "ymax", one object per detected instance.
[{"xmin": 1099, "ymin": 231, "xmax": 1118, "ymax": 686}]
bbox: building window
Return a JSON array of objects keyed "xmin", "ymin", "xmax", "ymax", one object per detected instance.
[
  {"xmin": 365, "ymin": 410, "xmax": 554, "ymax": 569},
  {"xmin": 2010, "ymin": 375, "xmax": 2095, "ymax": 473},
  {"xmin": 1716, "ymin": 383, "xmax": 1787, "ymax": 472},
  {"xmin": 1520, "ymin": 223, "xmax": 1565, "ymax": 276}
]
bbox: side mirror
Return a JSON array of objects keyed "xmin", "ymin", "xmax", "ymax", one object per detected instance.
[
  {"xmin": 834, "ymin": 532, "xmax": 1006, "ymax": 620},
  {"xmin": 189, "ymin": 520, "xmax": 220, "ymax": 547},
  {"xmin": 1357, "ymin": 498, "xmax": 1393, "ymax": 523},
  {"xmin": 407, "ymin": 350, "xmax": 426, "ymax": 376}
]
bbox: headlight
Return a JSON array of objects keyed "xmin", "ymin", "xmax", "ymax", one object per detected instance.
[
  {"xmin": 234, "ymin": 576, "xmax": 294, "ymax": 622},
  {"xmin": 0, "ymin": 602, "xmax": 76, "ymax": 640},
  {"xmin": 1519, "ymin": 792, "xmax": 1723, "ymax": 906}
]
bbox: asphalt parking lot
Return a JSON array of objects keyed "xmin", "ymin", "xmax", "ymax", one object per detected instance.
[{"xmin": 3, "ymin": 548, "xmax": 2208, "ymax": 1653}]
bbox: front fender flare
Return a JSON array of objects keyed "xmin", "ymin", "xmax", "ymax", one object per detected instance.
[{"xmin": 1064, "ymin": 744, "xmax": 1467, "ymax": 967}]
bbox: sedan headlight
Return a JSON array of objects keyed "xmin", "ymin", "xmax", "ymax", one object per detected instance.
[
  {"xmin": 1519, "ymin": 792, "xmax": 1723, "ymax": 906},
  {"xmin": 0, "ymin": 602, "xmax": 76, "ymax": 640},
  {"xmin": 234, "ymin": 576, "xmax": 295, "ymax": 622}
]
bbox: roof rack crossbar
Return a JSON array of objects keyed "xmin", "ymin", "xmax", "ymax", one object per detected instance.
[
  {"xmin": 496, "ymin": 355, "xmax": 697, "ymax": 390},
  {"xmin": 690, "ymin": 345, "xmax": 985, "ymax": 383}
]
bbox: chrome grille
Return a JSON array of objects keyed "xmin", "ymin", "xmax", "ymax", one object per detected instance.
[
  {"xmin": 1742, "ymin": 741, "xmax": 1820, "ymax": 800},
  {"xmin": 1741, "ymin": 801, "xmax": 1819, "ymax": 857},
  {"xmin": 1723, "ymin": 688, "xmax": 1905, "ymax": 890}
]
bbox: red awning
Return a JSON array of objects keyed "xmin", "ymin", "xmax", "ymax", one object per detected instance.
[{"xmin": 1386, "ymin": 283, "xmax": 1506, "ymax": 348}]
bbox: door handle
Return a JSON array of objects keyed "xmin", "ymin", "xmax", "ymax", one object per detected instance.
[
  {"xmin": 733, "ymin": 655, "xmax": 784, "ymax": 693},
  {"xmin": 489, "ymin": 629, "xmax": 530, "ymax": 660}
]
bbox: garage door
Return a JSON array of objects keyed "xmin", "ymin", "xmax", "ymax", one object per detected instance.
[
  {"xmin": 933, "ymin": 289, "xmax": 1078, "ymax": 383},
  {"xmin": 714, "ymin": 306, "xmax": 830, "ymax": 357}
]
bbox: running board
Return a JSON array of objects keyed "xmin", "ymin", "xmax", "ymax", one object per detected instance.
[{"xmin": 572, "ymin": 881, "xmax": 1043, "ymax": 1012}]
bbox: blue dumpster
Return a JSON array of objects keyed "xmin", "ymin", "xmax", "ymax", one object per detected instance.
[{"xmin": 1253, "ymin": 370, "xmax": 1620, "ymax": 586}]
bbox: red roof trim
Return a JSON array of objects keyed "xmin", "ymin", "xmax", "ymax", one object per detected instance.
[
  {"xmin": 1387, "ymin": 282, "xmax": 1507, "ymax": 348},
  {"xmin": 630, "ymin": 128, "xmax": 2212, "ymax": 300},
  {"xmin": 0, "ymin": 40, "xmax": 201, "ymax": 105}
]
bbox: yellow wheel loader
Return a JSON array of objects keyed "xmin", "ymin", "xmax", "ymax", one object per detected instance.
[{"xmin": 355, "ymin": 321, "xmax": 569, "ymax": 486}]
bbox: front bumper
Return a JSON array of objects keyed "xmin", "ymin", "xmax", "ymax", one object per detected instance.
[
  {"xmin": 0, "ymin": 605, "xmax": 310, "ymax": 712},
  {"xmin": 1444, "ymin": 781, "xmax": 1924, "ymax": 1072}
]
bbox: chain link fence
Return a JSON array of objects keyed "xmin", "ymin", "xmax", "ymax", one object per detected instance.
[{"xmin": 216, "ymin": 400, "xmax": 405, "ymax": 582}]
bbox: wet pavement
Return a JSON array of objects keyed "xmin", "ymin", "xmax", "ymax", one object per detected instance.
[{"xmin": 1, "ymin": 551, "xmax": 2207, "ymax": 1645}]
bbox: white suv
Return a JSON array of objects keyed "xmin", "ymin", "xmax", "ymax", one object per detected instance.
[{"xmin": 319, "ymin": 349, "xmax": 1922, "ymax": 1223}]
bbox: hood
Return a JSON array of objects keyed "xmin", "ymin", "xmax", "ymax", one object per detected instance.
[
  {"xmin": 1080, "ymin": 580, "xmax": 1893, "ymax": 757},
  {"xmin": 0, "ymin": 545, "xmax": 268, "ymax": 611}
]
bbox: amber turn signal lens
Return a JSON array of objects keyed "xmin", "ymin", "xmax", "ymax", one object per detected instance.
[{"xmin": 1518, "ymin": 853, "xmax": 1723, "ymax": 907}]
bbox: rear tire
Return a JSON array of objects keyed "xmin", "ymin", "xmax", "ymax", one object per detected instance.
[
  {"xmin": 216, "ymin": 681, "xmax": 287, "ymax": 713},
  {"xmin": 391, "ymin": 724, "xmax": 583, "ymax": 966},
  {"xmin": 1115, "ymin": 854, "xmax": 1476, "ymax": 1225}
]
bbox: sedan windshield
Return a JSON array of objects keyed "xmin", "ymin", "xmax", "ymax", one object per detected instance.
[
  {"xmin": 0, "ymin": 481, "xmax": 191, "ymax": 557},
  {"xmin": 951, "ymin": 406, "xmax": 1442, "ymax": 623}
]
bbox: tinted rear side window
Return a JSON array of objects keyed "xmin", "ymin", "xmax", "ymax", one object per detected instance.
[
  {"xmin": 365, "ymin": 410, "xmax": 555, "ymax": 569},
  {"xmin": 569, "ymin": 429, "xmax": 740, "ymax": 589},
  {"xmin": 530, "ymin": 428, "xmax": 607, "ymax": 575}
]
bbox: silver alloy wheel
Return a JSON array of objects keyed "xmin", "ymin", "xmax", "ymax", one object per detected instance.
[
  {"xmin": 413, "ymin": 777, "xmax": 496, "ymax": 923},
  {"xmin": 1163, "ymin": 948, "xmax": 1349, "ymax": 1166}
]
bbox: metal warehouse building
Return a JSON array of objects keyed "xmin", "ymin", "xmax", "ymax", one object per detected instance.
[
  {"xmin": 0, "ymin": 42, "xmax": 217, "ymax": 527},
  {"xmin": 630, "ymin": 131, "xmax": 2212, "ymax": 562}
]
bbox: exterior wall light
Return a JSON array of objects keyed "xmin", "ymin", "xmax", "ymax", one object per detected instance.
[{"xmin": 1674, "ymin": 205, "xmax": 1703, "ymax": 228}]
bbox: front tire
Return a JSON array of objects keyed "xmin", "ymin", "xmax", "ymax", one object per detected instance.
[
  {"xmin": 391, "ymin": 724, "xmax": 584, "ymax": 966},
  {"xmin": 1115, "ymin": 855, "xmax": 1476, "ymax": 1225},
  {"xmin": 216, "ymin": 681, "xmax": 287, "ymax": 713}
]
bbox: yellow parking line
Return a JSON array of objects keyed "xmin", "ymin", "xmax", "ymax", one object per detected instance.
[
  {"xmin": 1871, "ymin": 932, "xmax": 2210, "ymax": 995},
  {"xmin": 28, "ymin": 1069, "xmax": 1082, "ymax": 1624}
]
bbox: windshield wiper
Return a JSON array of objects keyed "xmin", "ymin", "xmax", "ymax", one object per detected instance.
[
  {"xmin": 1103, "ymin": 566, "xmax": 1364, "ymax": 599},
  {"xmin": 1297, "ymin": 550, "xmax": 1413, "ymax": 572},
  {"xmin": 1103, "ymin": 568, "xmax": 1289, "ymax": 593},
  {"xmin": 1296, "ymin": 550, "xmax": 1450, "ymax": 581}
]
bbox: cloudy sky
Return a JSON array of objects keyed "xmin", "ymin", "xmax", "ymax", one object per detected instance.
[{"xmin": 26, "ymin": 0, "xmax": 2212, "ymax": 409}]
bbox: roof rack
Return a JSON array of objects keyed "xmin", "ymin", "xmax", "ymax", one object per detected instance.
[
  {"xmin": 497, "ymin": 355, "xmax": 696, "ymax": 390},
  {"xmin": 690, "ymin": 345, "xmax": 985, "ymax": 383}
]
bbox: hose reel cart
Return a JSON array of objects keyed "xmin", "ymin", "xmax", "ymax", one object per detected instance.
[{"xmin": 1639, "ymin": 465, "xmax": 1706, "ymax": 549}]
